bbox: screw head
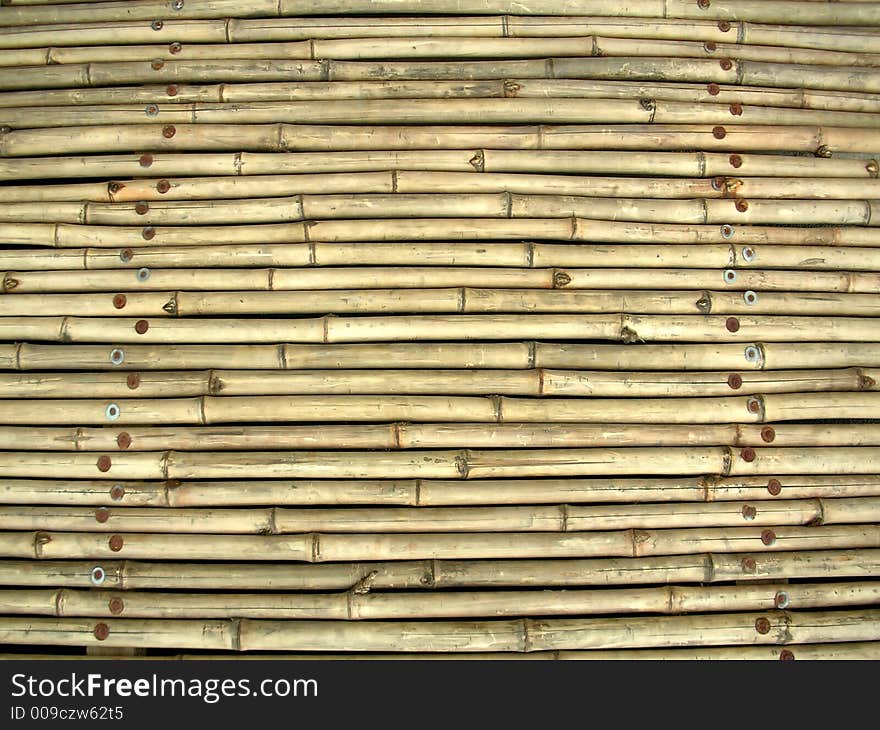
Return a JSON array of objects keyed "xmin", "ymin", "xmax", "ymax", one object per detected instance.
[
  {"xmin": 761, "ymin": 529, "xmax": 777, "ymax": 546},
  {"xmin": 169, "ymin": 42, "xmax": 182, "ymax": 54},
  {"xmin": 139, "ymin": 154, "xmax": 153, "ymax": 168},
  {"xmin": 93, "ymin": 623, "xmax": 110, "ymax": 641},
  {"xmin": 704, "ymin": 42, "xmax": 716, "ymax": 52},
  {"xmin": 741, "ymin": 447, "xmax": 756, "ymax": 462},
  {"xmin": 126, "ymin": 373, "xmax": 140, "ymax": 390},
  {"xmin": 697, "ymin": 0, "xmax": 710, "ymax": 8},
  {"xmin": 142, "ymin": 227, "xmax": 156, "ymax": 241},
  {"xmin": 90, "ymin": 566, "xmax": 106, "ymax": 586},
  {"xmin": 145, "ymin": 104, "xmax": 159, "ymax": 117},
  {"xmin": 729, "ymin": 102, "xmax": 743, "ymax": 116},
  {"xmin": 727, "ymin": 373, "xmax": 742, "ymax": 390},
  {"xmin": 151, "ymin": 59, "xmax": 164, "ymax": 71},
  {"xmin": 725, "ymin": 316, "xmax": 740, "ymax": 333},
  {"xmin": 729, "ymin": 154, "xmax": 742, "ymax": 168},
  {"xmin": 741, "ymin": 556, "xmax": 756, "ymax": 572},
  {"xmin": 162, "ymin": 125, "xmax": 176, "ymax": 138},
  {"xmin": 742, "ymin": 504, "xmax": 757, "ymax": 520},
  {"xmin": 774, "ymin": 591, "xmax": 791, "ymax": 609},
  {"xmin": 761, "ymin": 427, "xmax": 775, "ymax": 443},
  {"xmin": 755, "ymin": 617, "xmax": 771, "ymax": 635},
  {"xmin": 735, "ymin": 199, "xmax": 749, "ymax": 212},
  {"xmin": 157, "ymin": 179, "xmax": 171, "ymax": 194},
  {"xmin": 109, "ymin": 597, "xmax": 125, "ymax": 615},
  {"xmin": 109, "ymin": 348, "xmax": 125, "ymax": 366},
  {"xmin": 95, "ymin": 507, "xmax": 110, "ymax": 523},
  {"xmin": 720, "ymin": 224, "xmax": 735, "ymax": 239},
  {"xmin": 166, "ymin": 84, "xmax": 179, "ymax": 96},
  {"xmin": 767, "ymin": 479, "xmax": 782, "ymax": 496},
  {"xmin": 117, "ymin": 432, "xmax": 132, "ymax": 449},
  {"xmin": 135, "ymin": 320, "xmax": 150, "ymax": 335},
  {"xmin": 723, "ymin": 269, "xmax": 737, "ymax": 284},
  {"xmin": 779, "ymin": 649, "xmax": 795, "ymax": 661},
  {"xmin": 97, "ymin": 455, "xmax": 112, "ymax": 472},
  {"xmin": 707, "ymin": 82, "xmax": 720, "ymax": 96},
  {"xmin": 712, "ymin": 126, "xmax": 726, "ymax": 139},
  {"xmin": 743, "ymin": 290, "xmax": 757, "ymax": 305},
  {"xmin": 108, "ymin": 535, "xmax": 124, "ymax": 552},
  {"xmin": 112, "ymin": 294, "xmax": 127, "ymax": 309},
  {"xmin": 747, "ymin": 398, "xmax": 761, "ymax": 414},
  {"xmin": 105, "ymin": 403, "xmax": 120, "ymax": 421},
  {"xmin": 151, "ymin": 19, "xmax": 164, "ymax": 31},
  {"xmin": 171, "ymin": 0, "xmax": 184, "ymax": 9},
  {"xmin": 744, "ymin": 345, "xmax": 760, "ymax": 363},
  {"xmin": 718, "ymin": 20, "xmax": 731, "ymax": 31},
  {"xmin": 135, "ymin": 202, "xmax": 149, "ymax": 215},
  {"xmin": 110, "ymin": 484, "xmax": 125, "ymax": 501},
  {"xmin": 120, "ymin": 248, "xmax": 134, "ymax": 263},
  {"xmin": 720, "ymin": 58, "xmax": 733, "ymax": 71},
  {"xmin": 711, "ymin": 176, "xmax": 724, "ymax": 191}
]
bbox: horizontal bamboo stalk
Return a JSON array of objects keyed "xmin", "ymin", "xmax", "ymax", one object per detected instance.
[
  {"xmin": 1, "ymin": 149, "xmax": 875, "ymax": 181},
  {"xmin": 2, "ymin": 124, "xmax": 878, "ymax": 157},
  {"xmin": 2, "ymin": 497, "xmax": 876, "ymax": 534},
  {"xmin": 0, "ymin": 367, "xmax": 873, "ymax": 399},
  {"xmin": 4, "ymin": 342, "xmax": 880, "ymax": 372},
  {"xmin": 1, "ymin": 548, "xmax": 874, "ymax": 590},
  {"xmin": 2, "ymin": 524, "xmax": 879, "ymax": 561},
  {"xmin": 0, "ymin": 447, "xmax": 877, "ymax": 480},
  {"xmin": 3, "ymin": 98, "xmax": 879, "ymax": 130},
  {"xmin": 5, "ymin": 581, "xmax": 878, "ymax": 620}
]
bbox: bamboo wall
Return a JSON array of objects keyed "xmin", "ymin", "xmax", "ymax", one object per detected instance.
[{"xmin": 0, "ymin": 0, "xmax": 879, "ymax": 659}]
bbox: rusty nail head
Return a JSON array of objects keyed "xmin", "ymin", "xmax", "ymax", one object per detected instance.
[
  {"xmin": 747, "ymin": 398, "xmax": 761, "ymax": 414},
  {"xmin": 698, "ymin": 0, "xmax": 710, "ymax": 7},
  {"xmin": 94, "ymin": 623, "xmax": 110, "ymax": 641},
  {"xmin": 109, "ymin": 597, "xmax": 125, "ymax": 615},
  {"xmin": 755, "ymin": 617, "xmax": 771, "ymax": 635},
  {"xmin": 97, "ymin": 455, "xmax": 112, "ymax": 473},
  {"xmin": 713, "ymin": 126, "xmax": 726, "ymax": 139},
  {"xmin": 135, "ymin": 201, "xmax": 149, "ymax": 215},
  {"xmin": 157, "ymin": 179, "xmax": 171, "ymax": 194},
  {"xmin": 767, "ymin": 478, "xmax": 782, "ymax": 496},
  {"xmin": 135, "ymin": 320, "xmax": 149, "ymax": 335},
  {"xmin": 704, "ymin": 42, "xmax": 716, "ymax": 52},
  {"xmin": 139, "ymin": 154, "xmax": 153, "ymax": 168},
  {"xmin": 707, "ymin": 83, "xmax": 720, "ymax": 96},
  {"xmin": 725, "ymin": 316, "xmax": 740, "ymax": 332},
  {"xmin": 729, "ymin": 102, "xmax": 743, "ymax": 115},
  {"xmin": 145, "ymin": 104, "xmax": 159, "ymax": 117},
  {"xmin": 117, "ymin": 432, "xmax": 132, "ymax": 449},
  {"xmin": 761, "ymin": 426, "xmax": 775, "ymax": 443},
  {"xmin": 718, "ymin": 20, "xmax": 731, "ymax": 31},
  {"xmin": 95, "ymin": 507, "xmax": 110, "ymax": 523},
  {"xmin": 729, "ymin": 154, "xmax": 742, "ymax": 168},
  {"xmin": 774, "ymin": 591, "xmax": 791, "ymax": 609},
  {"xmin": 112, "ymin": 294, "xmax": 127, "ymax": 309},
  {"xmin": 761, "ymin": 529, "xmax": 777, "ymax": 546},
  {"xmin": 126, "ymin": 373, "xmax": 140, "ymax": 390},
  {"xmin": 720, "ymin": 58, "xmax": 733, "ymax": 71},
  {"xmin": 109, "ymin": 535, "xmax": 124, "ymax": 552},
  {"xmin": 741, "ymin": 556, "xmax": 756, "ymax": 572},
  {"xmin": 151, "ymin": 59, "xmax": 164, "ymax": 70},
  {"xmin": 167, "ymin": 84, "xmax": 179, "ymax": 96},
  {"xmin": 162, "ymin": 125, "xmax": 176, "ymax": 138},
  {"xmin": 779, "ymin": 649, "xmax": 795, "ymax": 661},
  {"xmin": 727, "ymin": 373, "xmax": 742, "ymax": 389},
  {"xmin": 151, "ymin": 19, "xmax": 164, "ymax": 30},
  {"xmin": 742, "ymin": 504, "xmax": 757, "ymax": 520},
  {"xmin": 142, "ymin": 226, "xmax": 156, "ymax": 240},
  {"xmin": 741, "ymin": 447, "xmax": 756, "ymax": 462},
  {"xmin": 711, "ymin": 176, "xmax": 724, "ymax": 191},
  {"xmin": 110, "ymin": 484, "xmax": 125, "ymax": 501},
  {"xmin": 120, "ymin": 248, "xmax": 134, "ymax": 263},
  {"xmin": 169, "ymin": 42, "xmax": 182, "ymax": 54},
  {"xmin": 736, "ymin": 199, "xmax": 749, "ymax": 212}
]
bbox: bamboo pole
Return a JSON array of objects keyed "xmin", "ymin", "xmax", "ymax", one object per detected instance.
[{"xmin": 4, "ymin": 581, "xmax": 878, "ymax": 620}]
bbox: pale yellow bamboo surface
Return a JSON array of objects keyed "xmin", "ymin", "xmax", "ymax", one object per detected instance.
[{"xmin": 0, "ymin": 2, "xmax": 879, "ymax": 659}]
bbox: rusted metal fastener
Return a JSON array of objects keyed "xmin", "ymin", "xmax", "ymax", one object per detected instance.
[
  {"xmin": 729, "ymin": 154, "xmax": 742, "ymax": 168},
  {"xmin": 697, "ymin": 0, "xmax": 710, "ymax": 8},
  {"xmin": 761, "ymin": 529, "xmax": 777, "ymax": 546},
  {"xmin": 112, "ymin": 294, "xmax": 127, "ymax": 309},
  {"xmin": 712, "ymin": 126, "xmax": 726, "ymax": 139},
  {"xmin": 719, "ymin": 58, "xmax": 733, "ymax": 71},
  {"xmin": 151, "ymin": 19, "xmax": 164, "ymax": 31},
  {"xmin": 167, "ymin": 84, "xmax": 179, "ymax": 96},
  {"xmin": 725, "ymin": 316, "xmax": 740, "ymax": 332},
  {"xmin": 779, "ymin": 649, "xmax": 795, "ymax": 661},
  {"xmin": 135, "ymin": 320, "xmax": 149, "ymax": 335},
  {"xmin": 162, "ymin": 125, "xmax": 176, "ymax": 138},
  {"xmin": 139, "ymin": 154, "xmax": 153, "ymax": 168},
  {"xmin": 741, "ymin": 447, "xmax": 756, "ymax": 462},
  {"xmin": 743, "ymin": 291, "xmax": 757, "ymax": 305},
  {"xmin": 136, "ymin": 267, "xmax": 151, "ymax": 282},
  {"xmin": 704, "ymin": 42, "xmax": 716, "ymax": 52},
  {"xmin": 729, "ymin": 102, "xmax": 743, "ymax": 116},
  {"xmin": 97, "ymin": 455, "xmax": 112, "ymax": 473},
  {"xmin": 157, "ymin": 179, "xmax": 171, "ymax": 194},
  {"xmin": 767, "ymin": 479, "xmax": 782, "ymax": 496},
  {"xmin": 120, "ymin": 248, "xmax": 134, "ymax": 263},
  {"xmin": 108, "ymin": 182, "xmax": 123, "ymax": 194},
  {"xmin": 135, "ymin": 201, "xmax": 149, "ymax": 215},
  {"xmin": 747, "ymin": 397, "xmax": 761, "ymax": 414},
  {"xmin": 742, "ymin": 504, "xmax": 757, "ymax": 520},
  {"xmin": 755, "ymin": 617, "xmax": 771, "ymax": 635},
  {"xmin": 707, "ymin": 83, "xmax": 720, "ymax": 96},
  {"xmin": 95, "ymin": 507, "xmax": 110, "ymax": 524},
  {"xmin": 109, "ymin": 535, "xmax": 124, "ymax": 552},
  {"xmin": 109, "ymin": 348, "xmax": 125, "ymax": 366},
  {"xmin": 718, "ymin": 20, "xmax": 731, "ymax": 31},
  {"xmin": 109, "ymin": 597, "xmax": 125, "ymax": 615},
  {"xmin": 93, "ymin": 623, "xmax": 110, "ymax": 641},
  {"xmin": 761, "ymin": 426, "xmax": 775, "ymax": 443},
  {"xmin": 117, "ymin": 432, "xmax": 132, "ymax": 449},
  {"xmin": 126, "ymin": 373, "xmax": 140, "ymax": 390},
  {"xmin": 142, "ymin": 226, "xmax": 156, "ymax": 240},
  {"xmin": 172, "ymin": 0, "xmax": 185, "ymax": 9},
  {"xmin": 774, "ymin": 591, "xmax": 791, "ymax": 609},
  {"xmin": 727, "ymin": 373, "xmax": 742, "ymax": 390},
  {"xmin": 735, "ymin": 199, "xmax": 749, "ymax": 212},
  {"xmin": 151, "ymin": 59, "xmax": 164, "ymax": 70},
  {"xmin": 741, "ymin": 556, "xmax": 756, "ymax": 573},
  {"xmin": 90, "ymin": 566, "xmax": 106, "ymax": 586},
  {"xmin": 110, "ymin": 484, "xmax": 125, "ymax": 501},
  {"xmin": 169, "ymin": 42, "xmax": 182, "ymax": 54},
  {"xmin": 145, "ymin": 104, "xmax": 159, "ymax": 117},
  {"xmin": 720, "ymin": 223, "xmax": 735, "ymax": 239}
]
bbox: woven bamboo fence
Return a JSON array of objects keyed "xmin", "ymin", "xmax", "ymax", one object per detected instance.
[{"xmin": 0, "ymin": 0, "xmax": 878, "ymax": 659}]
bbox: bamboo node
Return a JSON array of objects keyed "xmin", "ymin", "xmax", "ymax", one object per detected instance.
[
  {"xmin": 754, "ymin": 617, "xmax": 771, "ymax": 635},
  {"xmin": 767, "ymin": 479, "xmax": 782, "ymax": 496},
  {"xmin": 93, "ymin": 623, "xmax": 110, "ymax": 641},
  {"xmin": 779, "ymin": 649, "xmax": 795, "ymax": 661}
]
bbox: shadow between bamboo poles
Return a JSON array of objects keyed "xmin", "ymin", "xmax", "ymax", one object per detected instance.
[
  {"xmin": 1, "ymin": 525, "xmax": 879, "ymax": 561},
  {"xmin": 4, "ymin": 342, "xmax": 880, "ymax": 371},
  {"xmin": 3, "ymin": 475, "xmax": 880, "ymax": 507},
  {"xmin": 0, "ymin": 447, "xmax": 878, "ymax": 479},
  {"xmin": 0, "ymin": 366, "xmax": 873, "ymax": 397},
  {"xmin": 4, "ymin": 581, "xmax": 879, "ymax": 619},
  {"xmin": 1, "ymin": 497, "xmax": 877, "ymax": 533},
  {"xmin": 1, "ymin": 549, "xmax": 876, "ymax": 589},
  {"xmin": 1, "ymin": 609, "xmax": 879, "ymax": 651},
  {"xmin": 2, "ymin": 124, "xmax": 879, "ymax": 157},
  {"xmin": 0, "ymin": 150, "xmax": 876, "ymax": 180}
]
